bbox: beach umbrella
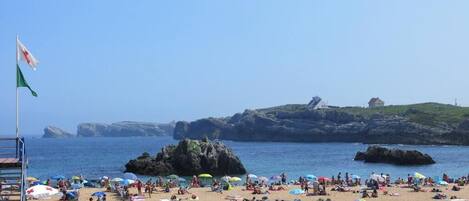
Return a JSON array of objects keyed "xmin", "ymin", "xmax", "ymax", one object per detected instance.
[
  {"xmin": 229, "ymin": 177, "xmax": 242, "ymax": 182},
  {"xmin": 318, "ymin": 176, "xmax": 331, "ymax": 182},
  {"xmin": 198, "ymin": 173, "xmax": 212, "ymax": 178},
  {"xmin": 352, "ymin": 175, "xmax": 361, "ymax": 179},
  {"xmin": 370, "ymin": 174, "xmax": 384, "ymax": 182},
  {"xmin": 178, "ymin": 178, "xmax": 186, "ymax": 182},
  {"xmin": 289, "ymin": 188, "xmax": 305, "ymax": 195},
  {"xmin": 31, "ymin": 181, "xmax": 42, "ymax": 186},
  {"xmin": 247, "ymin": 174, "xmax": 257, "ymax": 179},
  {"xmin": 101, "ymin": 176, "xmax": 109, "ymax": 180},
  {"xmin": 71, "ymin": 176, "xmax": 80, "ymax": 180},
  {"xmin": 437, "ymin": 180, "xmax": 448, "ymax": 186},
  {"xmin": 124, "ymin": 172, "xmax": 138, "ymax": 180},
  {"xmin": 305, "ymin": 175, "xmax": 317, "ymax": 180},
  {"xmin": 167, "ymin": 174, "xmax": 179, "ymax": 180},
  {"xmin": 258, "ymin": 176, "xmax": 269, "ymax": 182},
  {"xmin": 414, "ymin": 172, "xmax": 426, "ymax": 180},
  {"xmin": 27, "ymin": 177, "xmax": 39, "ymax": 182},
  {"xmin": 221, "ymin": 176, "xmax": 231, "ymax": 182},
  {"xmin": 91, "ymin": 192, "xmax": 106, "ymax": 197},
  {"xmin": 121, "ymin": 179, "xmax": 135, "ymax": 186},
  {"xmin": 270, "ymin": 175, "xmax": 281, "ymax": 180},
  {"xmin": 26, "ymin": 185, "xmax": 60, "ymax": 199},
  {"xmin": 51, "ymin": 175, "xmax": 65, "ymax": 180},
  {"xmin": 111, "ymin": 178, "xmax": 123, "ymax": 182}
]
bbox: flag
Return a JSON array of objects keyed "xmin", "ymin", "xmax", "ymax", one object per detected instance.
[
  {"xmin": 17, "ymin": 64, "xmax": 37, "ymax": 97},
  {"xmin": 17, "ymin": 38, "xmax": 39, "ymax": 70}
]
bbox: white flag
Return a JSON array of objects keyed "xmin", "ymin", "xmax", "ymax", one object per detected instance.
[{"xmin": 17, "ymin": 38, "xmax": 39, "ymax": 70}]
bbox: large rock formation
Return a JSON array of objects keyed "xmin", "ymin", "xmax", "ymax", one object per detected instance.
[
  {"xmin": 354, "ymin": 145, "xmax": 435, "ymax": 165},
  {"xmin": 125, "ymin": 138, "xmax": 246, "ymax": 176},
  {"xmin": 43, "ymin": 126, "xmax": 74, "ymax": 138},
  {"xmin": 77, "ymin": 121, "xmax": 175, "ymax": 137},
  {"xmin": 174, "ymin": 103, "xmax": 469, "ymax": 145}
]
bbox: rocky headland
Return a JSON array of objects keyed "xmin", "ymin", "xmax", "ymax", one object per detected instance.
[
  {"xmin": 354, "ymin": 145, "xmax": 435, "ymax": 165},
  {"xmin": 43, "ymin": 126, "xmax": 74, "ymax": 138},
  {"xmin": 125, "ymin": 138, "xmax": 246, "ymax": 176},
  {"xmin": 42, "ymin": 121, "xmax": 175, "ymax": 138},
  {"xmin": 174, "ymin": 102, "xmax": 469, "ymax": 145}
]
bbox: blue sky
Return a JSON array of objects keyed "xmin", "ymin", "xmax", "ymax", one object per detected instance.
[{"xmin": 1, "ymin": 1, "xmax": 469, "ymax": 135}]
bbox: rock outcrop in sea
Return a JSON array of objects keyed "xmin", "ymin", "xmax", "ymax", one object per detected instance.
[
  {"xmin": 42, "ymin": 126, "xmax": 74, "ymax": 138},
  {"xmin": 173, "ymin": 102, "xmax": 469, "ymax": 145},
  {"xmin": 354, "ymin": 145, "xmax": 435, "ymax": 165},
  {"xmin": 125, "ymin": 138, "xmax": 246, "ymax": 176},
  {"xmin": 77, "ymin": 121, "xmax": 175, "ymax": 137}
]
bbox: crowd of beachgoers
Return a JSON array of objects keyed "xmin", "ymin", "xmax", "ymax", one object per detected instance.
[{"xmin": 24, "ymin": 171, "xmax": 469, "ymax": 201}]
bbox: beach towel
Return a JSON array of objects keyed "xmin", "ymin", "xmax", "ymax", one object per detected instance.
[{"xmin": 131, "ymin": 195, "xmax": 145, "ymax": 201}]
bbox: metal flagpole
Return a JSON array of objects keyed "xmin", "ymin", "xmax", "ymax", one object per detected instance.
[{"xmin": 16, "ymin": 35, "xmax": 19, "ymax": 138}]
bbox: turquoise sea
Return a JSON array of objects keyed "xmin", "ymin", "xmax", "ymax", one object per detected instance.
[{"xmin": 25, "ymin": 136, "xmax": 469, "ymax": 181}]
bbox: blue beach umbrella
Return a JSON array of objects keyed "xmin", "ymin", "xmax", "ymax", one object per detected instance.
[
  {"xmin": 121, "ymin": 179, "xmax": 135, "ymax": 186},
  {"xmin": 289, "ymin": 189, "xmax": 305, "ymax": 195},
  {"xmin": 124, "ymin": 173, "xmax": 138, "ymax": 180},
  {"xmin": 91, "ymin": 192, "xmax": 106, "ymax": 197},
  {"xmin": 352, "ymin": 175, "xmax": 361, "ymax": 179},
  {"xmin": 51, "ymin": 175, "xmax": 65, "ymax": 180},
  {"xmin": 31, "ymin": 181, "xmax": 42, "ymax": 186},
  {"xmin": 247, "ymin": 174, "xmax": 257, "ymax": 179},
  {"xmin": 270, "ymin": 176, "xmax": 281, "ymax": 180},
  {"xmin": 305, "ymin": 175, "xmax": 317, "ymax": 180}
]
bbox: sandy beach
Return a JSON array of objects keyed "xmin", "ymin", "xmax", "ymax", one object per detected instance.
[{"xmin": 71, "ymin": 184, "xmax": 469, "ymax": 201}]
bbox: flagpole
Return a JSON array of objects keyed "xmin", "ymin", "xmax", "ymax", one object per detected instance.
[{"xmin": 16, "ymin": 35, "xmax": 19, "ymax": 138}]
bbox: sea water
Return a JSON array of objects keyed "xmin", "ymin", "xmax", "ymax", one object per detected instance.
[{"xmin": 26, "ymin": 136, "xmax": 469, "ymax": 181}]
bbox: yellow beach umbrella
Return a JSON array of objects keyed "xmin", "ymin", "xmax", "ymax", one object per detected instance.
[
  {"xmin": 72, "ymin": 176, "xmax": 80, "ymax": 180},
  {"xmin": 414, "ymin": 172, "xmax": 426, "ymax": 179},
  {"xmin": 27, "ymin": 177, "xmax": 38, "ymax": 182},
  {"xmin": 198, "ymin": 173, "xmax": 212, "ymax": 178},
  {"xmin": 229, "ymin": 177, "xmax": 241, "ymax": 182}
]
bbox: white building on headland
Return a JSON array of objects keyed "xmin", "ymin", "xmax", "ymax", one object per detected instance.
[{"xmin": 307, "ymin": 96, "xmax": 329, "ymax": 110}]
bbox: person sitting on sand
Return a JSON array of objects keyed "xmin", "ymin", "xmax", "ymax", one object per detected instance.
[
  {"xmin": 170, "ymin": 195, "xmax": 177, "ymax": 201},
  {"xmin": 433, "ymin": 193, "xmax": 447, "ymax": 199},
  {"xmin": 452, "ymin": 185, "xmax": 461, "ymax": 191},
  {"xmin": 371, "ymin": 189, "xmax": 378, "ymax": 198},
  {"xmin": 361, "ymin": 190, "xmax": 370, "ymax": 198},
  {"xmin": 164, "ymin": 185, "xmax": 171, "ymax": 193}
]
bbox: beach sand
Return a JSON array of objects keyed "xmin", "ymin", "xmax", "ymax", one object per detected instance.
[{"xmin": 73, "ymin": 185, "xmax": 469, "ymax": 201}]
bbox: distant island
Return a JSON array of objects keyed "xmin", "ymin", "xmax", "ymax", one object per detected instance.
[
  {"xmin": 42, "ymin": 121, "xmax": 175, "ymax": 138},
  {"xmin": 174, "ymin": 97, "xmax": 469, "ymax": 145}
]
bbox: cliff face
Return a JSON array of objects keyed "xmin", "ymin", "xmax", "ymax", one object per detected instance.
[
  {"xmin": 43, "ymin": 126, "xmax": 74, "ymax": 138},
  {"xmin": 76, "ymin": 121, "xmax": 176, "ymax": 137},
  {"xmin": 174, "ymin": 103, "xmax": 469, "ymax": 145}
]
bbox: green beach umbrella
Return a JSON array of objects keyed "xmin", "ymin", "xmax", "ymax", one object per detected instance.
[
  {"xmin": 229, "ymin": 177, "xmax": 241, "ymax": 182},
  {"xmin": 198, "ymin": 173, "xmax": 212, "ymax": 178},
  {"xmin": 167, "ymin": 174, "xmax": 179, "ymax": 180}
]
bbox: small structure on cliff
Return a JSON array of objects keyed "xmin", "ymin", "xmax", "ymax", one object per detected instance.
[
  {"xmin": 354, "ymin": 145, "xmax": 435, "ymax": 165},
  {"xmin": 125, "ymin": 138, "xmax": 246, "ymax": 176},
  {"xmin": 307, "ymin": 96, "xmax": 328, "ymax": 110},
  {"xmin": 368, "ymin": 97, "xmax": 384, "ymax": 108}
]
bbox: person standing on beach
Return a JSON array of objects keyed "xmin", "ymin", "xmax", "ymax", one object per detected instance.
[
  {"xmin": 345, "ymin": 172, "xmax": 349, "ymax": 185},
  {"xmin": 280, "ymin": 172, "xmax": 287, "ymax": 185},
  {"xmin": 136, "ymin": 180, "xmax": 142, "ymax": 195},
  {"xmin": 337, "ymin": 172, "xmax": 341, "ymax": 185}
]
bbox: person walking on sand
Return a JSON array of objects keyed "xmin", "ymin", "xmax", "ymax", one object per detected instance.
[{"xmin": 136, "ymin": 180, "xmax": 142, "ymax": 195}]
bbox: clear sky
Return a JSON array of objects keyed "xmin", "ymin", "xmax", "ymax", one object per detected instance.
[{"xmin": 1, "ymin": 1, "xmax": 469, "ymax": 135}]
